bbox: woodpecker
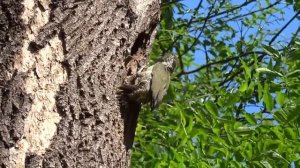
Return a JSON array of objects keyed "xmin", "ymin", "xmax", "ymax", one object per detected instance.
[{"xmin": 121, "ymin": 53, "xmax": 177, "ymax": 110}]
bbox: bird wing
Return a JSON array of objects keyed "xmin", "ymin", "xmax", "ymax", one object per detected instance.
[{"xmin": 150, "ymin": 63, "xmax": 170, "ymax": 110}]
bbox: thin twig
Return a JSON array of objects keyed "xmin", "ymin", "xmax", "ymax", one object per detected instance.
[
  {"xmin": 173, "ymin": 0, "xmax": 204, "ymax": 72},
  {"xmin": 288, "ymin": 27, "xmax": 300, "ymax": 47},
  {"xmin": 269, "ymin": 10, "xmax": 300, "ymax": 45},
  {"xmin": 161, "ymin": 0, "xmax": 183, "ymax": 7},
  {"xmin": 220, "ymin": 1, "xmax": 281, "ymax": 25},
  {"xmin": 178, "ymin": 51, "xmax": 265, "ymax": 76},
  {"xmin": 178, "ymin": 0, "xmax": 218, "ymax": 74},
  {"xmin": 218, "ymin": 54, "xmax": 265, "ymax": 86}
]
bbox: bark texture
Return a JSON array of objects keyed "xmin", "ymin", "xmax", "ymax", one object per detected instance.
[{"xmin": 0, "ymin": 0, "xmax": 160, "ymax": 167}]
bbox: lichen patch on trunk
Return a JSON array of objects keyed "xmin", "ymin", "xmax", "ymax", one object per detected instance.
[
  {"xmin": 8, "ymin": 0, "xmax": 66, "ymax": 167},
  {"xmin": 21, "ymin": 36, "xmax": 66, "ymax": 155}
]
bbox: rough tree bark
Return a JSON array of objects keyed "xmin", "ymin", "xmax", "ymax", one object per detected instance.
[{"xmin": 0, "ymin": 0, "xmax": 160, "ymax": 167}]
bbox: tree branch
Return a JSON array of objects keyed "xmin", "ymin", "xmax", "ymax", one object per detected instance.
[
  {"xmin": 269, "ymin": 10, "xmax": 300, "ymax": 45},
  {"xmin": 288, "ymin": 27, "xmax": 300, "ymax": 47},
  {"xmin": 161, "ymin": 0, "xmax": 183, "ymax": 7},
  {"xmin": 217, "ymin": 10, "xmax": 300, "ymax": 86},
  {"xmin": 178, "ymin": 0, "xmax": 257, "ymax": 27},
  {"xmin": 177, "ymin": 51, "xmax": 265, "ymax": 76},
  {"xmin": 174, "ymin": 1, "xmax": 281, "ymax": 75},
  {"xmin": 170, "ymin": 0, "xmax": 203, "ymax": 72},
  {"xmin": 219, "ymin": 1, "xmax": 281, "ymax": 25},
  {"xmin": 177, "ymin": 0, "xmax": 218, "ymax": 74},
  {"xmin": 197, "ymin": 0, "xmax": 256, "ymax": 23},
  {"xmin": 218, "ymin": 54, "xmax": 265, "ymax": 86}
]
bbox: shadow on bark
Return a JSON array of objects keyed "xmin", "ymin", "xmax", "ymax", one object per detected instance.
[{"xmin": 118, "ymin": 93, "xmax": 141, "ymax": 150}]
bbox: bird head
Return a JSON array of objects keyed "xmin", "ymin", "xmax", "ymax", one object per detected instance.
[{"xmin": 162, "ymin": 52, "xmax": 178, "ymax": 73}]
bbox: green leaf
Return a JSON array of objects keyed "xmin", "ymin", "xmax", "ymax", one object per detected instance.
[
  {"xmin": 260, "ymin": 160, "xmax": 272, "ymax": 168},
  {"xmin": 229, "ymin": 160, "xmax": 242, "ymax": 168},
  {"xmin": 284, "ymin": 128, "xmax": 297, "ymax": 140},
  {"xmin": 247, "ymin": 81, "xmax": 255, "ymax": 95},
  {"xmin": 251, "ymin": 161, "xmax": 264, "ymax": 168},
  {"xmin": 170, "ymin": 147, "xmax": 184, "ymax": 163},
  {"xmin": 262, "ymin": 120, "xmax": 273, "ymax": 126},
  {"xmin": 263, "ymin": 83, "xmax": 274, "ymax": 111},
  {"xmin": 287, "ymin": 49, "xmax": 300, "ymax": 61},
  {"xmin": 273, "ymin": 110, "xmax": 287, "ymax": 123},
  {"xmin": 205, "ymin": 101, "xmax": 218, "ymax": 117},
  {"xmin": 271, "ymin": 126, "xmax": 283, "ymax": 141},
  {"xmin": 276, "ymin": 91, "xmax": 286, "ymax": 107},
  {"xmin": 257, "ymin": 82, "xmax": 263, "ymax": 100},
  {"xmin": 263, "ymin": 45, "xmax": 281, "ymax": 59},
  {"xmin": 256, "ymin": 67, "xmax": 283, "ymax": 77},
  {"xmin": 220, "ymin": 92, "xmax": 240, "ymax": 106},
  {"xmin": 239, "ymin": 81, "xmax": 248, "ymax": 92},
  {"xmin": 241, "ymin": 141, "xmax": 253, "ymax": 160},
  {"xmin": 240, "ymin": 59, "xmax": 251, "ymax": 79},
  {"xmin": 213, "ymin": 126, "xmax": 222, "ymax": 137},
  {"xmin": 287, "ymin": 107, "xmax": 300, "ymax": 122},
  {"xmin": 235, "ymin": 126, "xmax": 254, "ymax": 135},
  {"xmin": 270, "ymin": 151, "xmax": 289, "ymax": 163},
  {"xmin": 145, "ymin": 146, "xmax": 155, "ymax": 158},
  {"xmin": 264, "ymin": 139, "xmax": 281, "ymax": 150},
  {"xmin": 244, "ymin": 113, "xmax": 257, "ymax": 125},
  {"xmin": 287, "ymin": 70, "xmax": 300, "ymax": 78}
]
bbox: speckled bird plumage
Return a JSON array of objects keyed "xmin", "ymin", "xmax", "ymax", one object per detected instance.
[{"xmin": 121, "ymin": 53, "xmax": 177, "ymax": 110}]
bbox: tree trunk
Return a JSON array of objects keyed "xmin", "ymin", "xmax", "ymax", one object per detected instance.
[{"xmin": 0, "ymin": 0, "xmax": 160, "ymax": 167}]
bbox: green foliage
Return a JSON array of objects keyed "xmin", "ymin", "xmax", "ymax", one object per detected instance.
[{"xmin": 132, "ymin": 0, "xmax": 300, "ymax": 167}]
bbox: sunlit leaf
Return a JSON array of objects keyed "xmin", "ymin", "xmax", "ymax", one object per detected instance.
[
  {"xmin": 260, "ymin": 160, "xmax": 272, "ymax": 168},
  {"xmin": 240, "ymin": 59, "xmax": 251, "ymax": 79},
  {"xmin": 239, "ymin": 82, "xmax": 248, "ymax": 92},
  {"xmin": 205, "ymin": 101, "xmax": 218, "ymax": 118},
  {"xmin": 263, "ymin": 45, "xmax": 281, "ymax": 59},
  {"xmin": 287, "ymin": 70, "xmax": 300, "ymax": 78},
  {"xmin": 263, "ymin": 83, "xmax": 274, "ymax": 111},
  {"xmin": 244, "ymin": 113, "xmax": 257, "ymax": 125},
  {"xmin": 256, "ymin": 67, "xmax": 283, "ymax": 77},
  {"xmin": 284, "ymin": 128, "xmax": 297, "ymax": 140},
  {"xmin": 276, "ymin": 91, "xmax": 286, "ymax": 107}
]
